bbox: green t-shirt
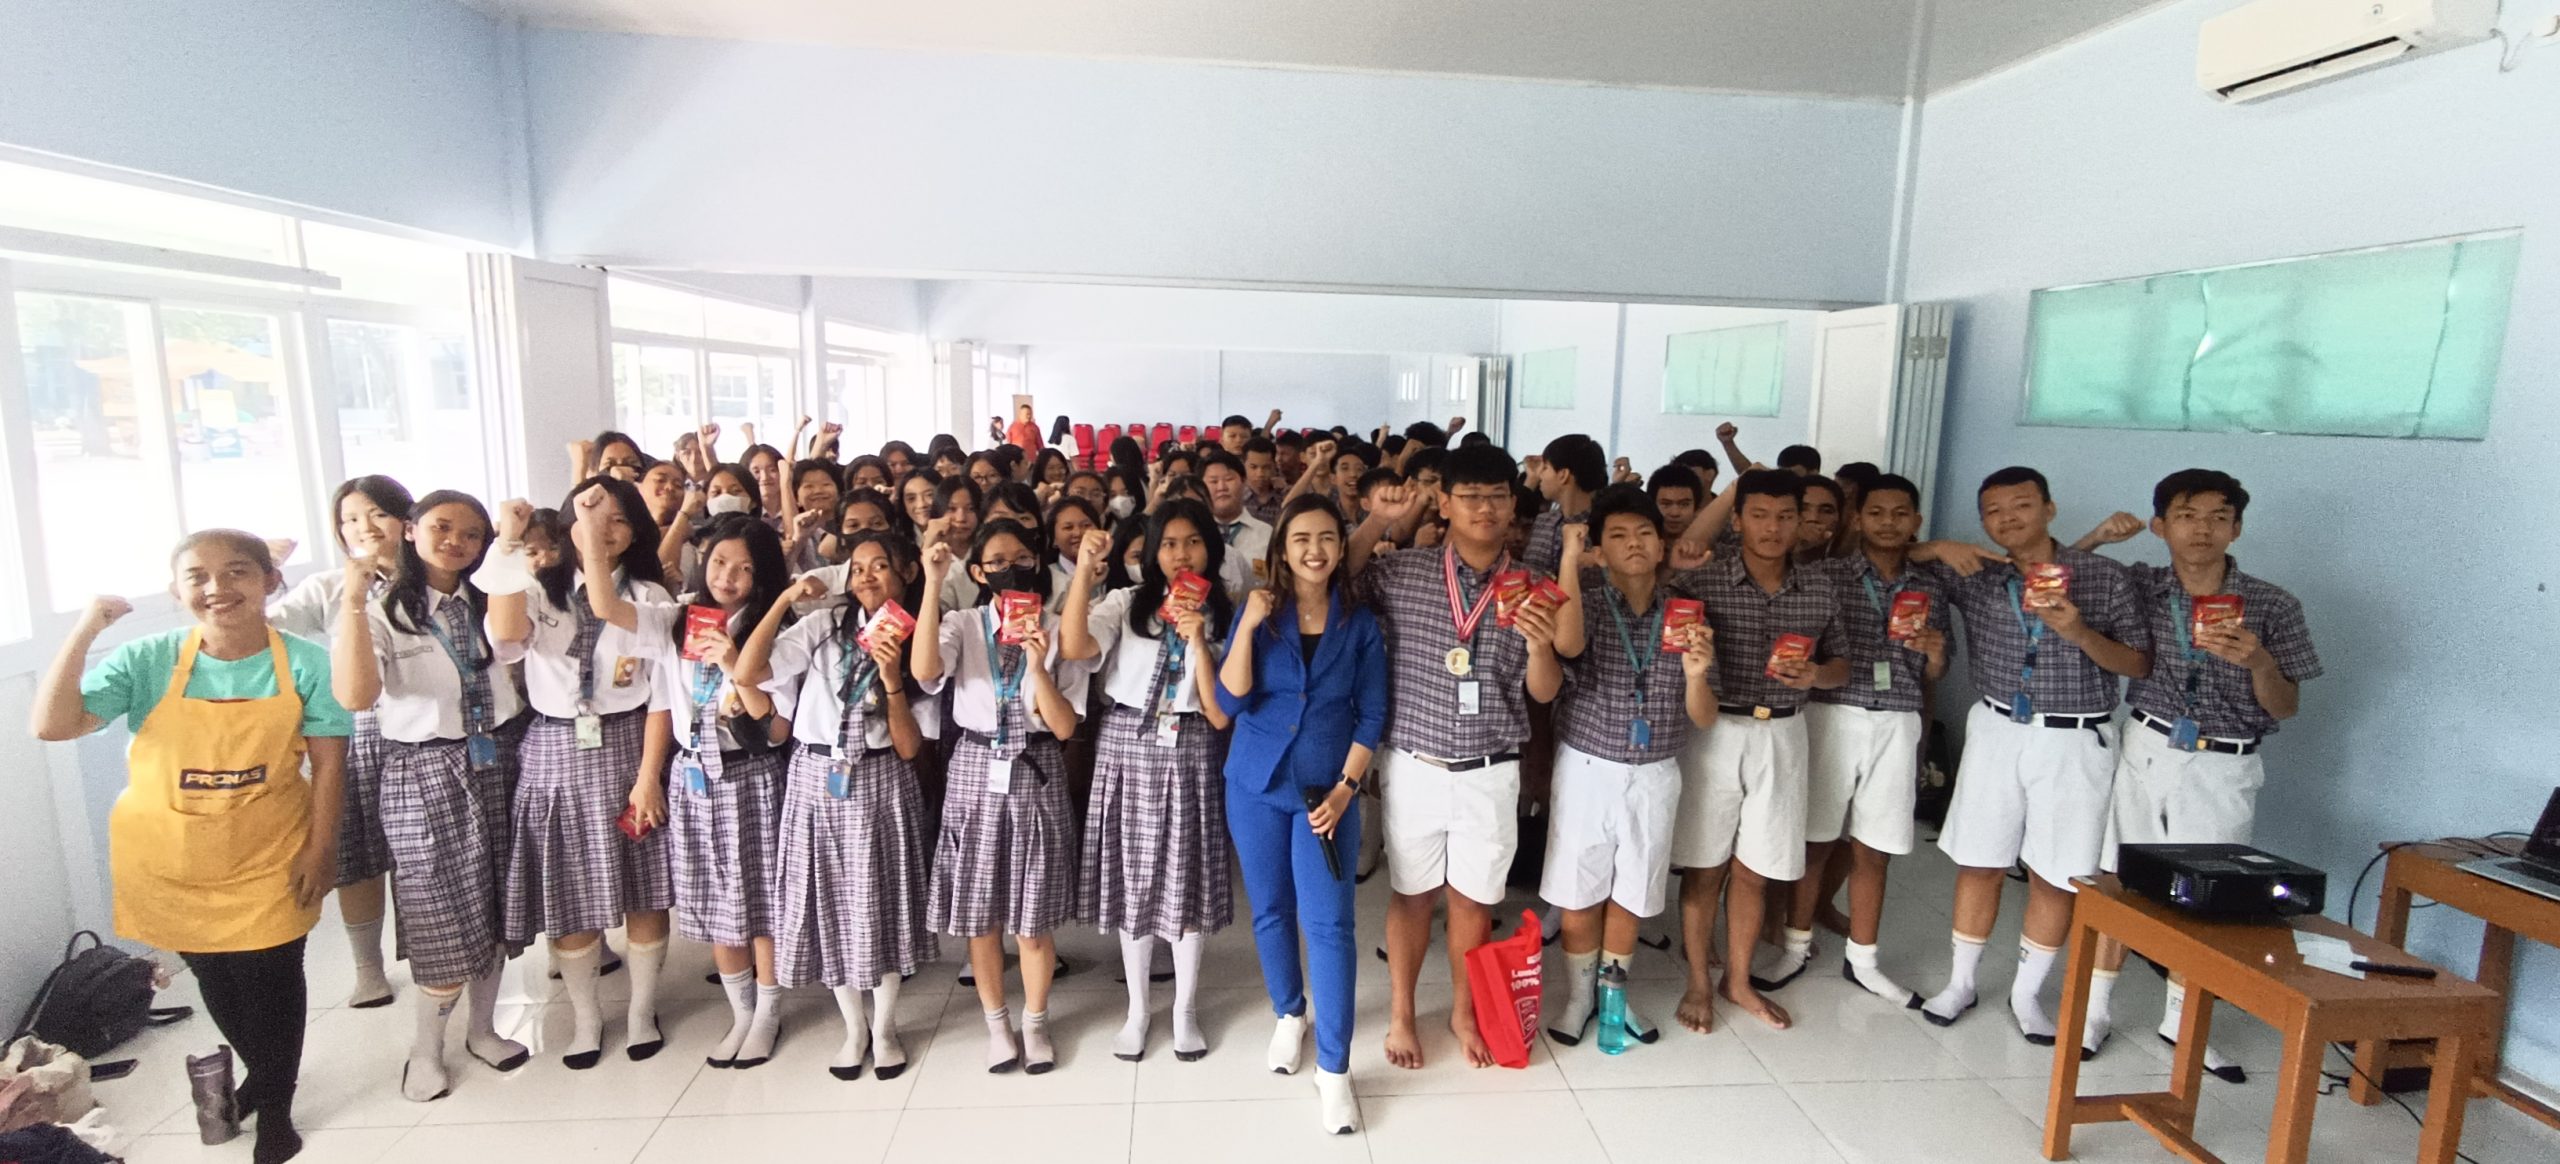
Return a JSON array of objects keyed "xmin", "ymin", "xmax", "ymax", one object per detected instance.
[{"xmin": 81, "ymin": 628, "xmax": 354, "ymax": 738}]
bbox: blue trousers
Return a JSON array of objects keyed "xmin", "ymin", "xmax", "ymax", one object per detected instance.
[{"xmin": 1225, "ymin": 780, "xmax": 1361, "ymax": 1074}]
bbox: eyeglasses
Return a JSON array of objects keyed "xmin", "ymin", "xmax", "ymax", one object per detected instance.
[
  {"xmin": 1443, "ymin": 490, "xmax": 1510, "ymax": 510},
  {"xmin": 978, "ymin": 555, "xmax": 1038, "ymax": 571}
]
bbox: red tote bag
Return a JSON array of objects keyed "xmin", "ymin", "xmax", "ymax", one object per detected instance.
[{"xmin": 1464, "ymin": 909, "xmax": 1543, "ymax": 1068}]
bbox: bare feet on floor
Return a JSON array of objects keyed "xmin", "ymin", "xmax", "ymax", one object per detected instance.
[
  {"xmin": 1384, "ymin": 1016, "xmax": 1424, "ymax": 1070},
  {"xmin": 1722, "ymin": 975, "xmax": 1793, "ymax": 1030},
  {"xmin": 1676, "ymin": 987, "xmax": 1719, "ymax": 1034},
  {"xmin": 1449, "ymin": 1009, "xmax": 1494, "ymax": 1069}
]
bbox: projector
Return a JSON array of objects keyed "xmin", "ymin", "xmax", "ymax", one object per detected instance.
[{"xmin": 2117, "ymin": 843, "xmax": 2326, "ymax": 919}]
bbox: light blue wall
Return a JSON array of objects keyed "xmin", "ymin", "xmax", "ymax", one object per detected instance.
[
  {"xmin": 1903, "ymin": 0, "xmax": 2560, "ymax": 1086},
  {"xmin": 0, "ymin": 0, "xmax": 527, "ymax": 246},
  {"xmin": 517, "ymin": 28, "xmax": 1903, "ymax": 304}
]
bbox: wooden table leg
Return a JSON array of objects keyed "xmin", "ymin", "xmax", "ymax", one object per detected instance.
[
  {"xmin": 2043, "ymin": 916, "xmax": 2101, "ymax": 1160},
  {"xmin": 2474, "ymin": 925, "xmax": 2514, "ymax": 1083},
  {"xmin": 2350, "ymin": 867, "xmax": 2418, "ymax": 1105},
  {"xmin": 2266, "ymin": 1020, "xmax": 2324, "ymax": 1164},
  {"xmin": 2419, "ymin": 1032, "xmax": 2475, "ymax": 1164},
  {"xmin": 2166, "ymin": 979, "xmax": 2214, "ymax": 1126}
]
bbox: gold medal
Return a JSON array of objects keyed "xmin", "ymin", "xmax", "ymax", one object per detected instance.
[{"xmin": 1445, "ymin": 646, "xmax": 1472, "ymax": 676}]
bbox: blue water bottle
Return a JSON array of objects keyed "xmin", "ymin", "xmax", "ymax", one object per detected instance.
[{"xmin": 1596, "ymin": 962, "xmax": 1631, "ymax": 1055}]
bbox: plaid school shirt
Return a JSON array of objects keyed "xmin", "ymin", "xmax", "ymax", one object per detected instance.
[
  {"xmin": 2124, "ymin": 559, "xmax": 2320, "ymax": 741},
  {"xmin": 1679, "ymin": 555, "xmax": 1846, "ymax": 712},
  {"xmin": 1556, "ymin": 567, "xmax": 1697, "ymax": 764},
  {"xmin": 1354, "ymin": 544, "xmax": 1536, "ymax": 759},
  {"xmin": 1523, "ymin": 506, "xmax": 1589, "ymax": 578},
  {"xmin": 1808, "ymin": 553, "xmax": 1950, "ymax": 716},
  {"xmin": 1919, "ymin": 543, "xmax": 2149, "ymax": 717}
]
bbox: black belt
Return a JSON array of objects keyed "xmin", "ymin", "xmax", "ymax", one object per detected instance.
[
  {"xmin": 1405, "ymin": 750, "xmax": 1521, "ymax": 772},
  {"xmin": 679, "ymin": 744, "xmax": 767, "ymax": 763},
  {"xmin": 536, "ymin": 707, "xmax": 645, "ymax": 727},
  {"xmin": 801, "ymin": 741, "xmax": 896, "ymax": 760},
  {"xmin": 1717, "ymin": 704, "xmax": 1801, "ymax": 721},
  {"xmin": 2132, "ymin": 711, "xmax": 2260, "ymax": 756},
  {"xmin": 1981, "ymin": 698, "xmax": 2108, "ymax": 730},
  {"xmin": 960, "ymin": 730, "xmax": 1060, "ymax": 750}
]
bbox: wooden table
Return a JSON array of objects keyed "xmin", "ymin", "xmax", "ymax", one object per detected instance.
[
  {"xmin": 2043, "ymin": 876, "xmax": 2501, "ymax": 1164},
  {"xmin": 2350, "ymin": 838, "xmax": 2560, "ymax": 1133}
]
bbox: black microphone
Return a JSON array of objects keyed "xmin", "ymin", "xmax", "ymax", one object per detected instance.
[{"xmin": 1303, "ymin": 786, "xmax": 1344, "ymax": 881}]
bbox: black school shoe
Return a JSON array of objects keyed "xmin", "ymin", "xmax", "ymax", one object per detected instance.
[
  {"xmin": 550, "ymin": 954, "xmax": 623, "ymax": 980},
  {"xmin": 2157, "ymin": 1034, "xmax": 2249, "ymax": 1083}
]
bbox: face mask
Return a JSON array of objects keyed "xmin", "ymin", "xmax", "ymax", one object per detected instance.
[
  {"xmin": 706, "ymin": 494, "xmax": 751, "ymax": 516},
  {"xmin": 1108, "ymin": 496, "xmax": 1137, "ymax": 519},
  {"xmin": 980, "ymin": 564, "xmax": 1048, "ymax": 599}
]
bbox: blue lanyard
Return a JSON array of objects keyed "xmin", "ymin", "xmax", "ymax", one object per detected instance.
[
  {"xmin": 686, "ymin": 658, "xmax": 726, "ymax": 753},
  {"xmin": 833, "ymin": 620, "xmax": 883, "ymax": 754},
  {"xmin": 1601, "ymin": 587, "xmax": 1662, "ymax": 707},
  {"xmin": 1154, "ymin": 627, "xmax": 1189, "ymax": 718},
  {"xmin": 2004, "ymin": 576, "xmax": 2046, "ymax": 688},
  {"xmin": 420, "ymin": 605, "xmax": 490, "ymax": 735},
  {"xmin": 2168, "ymin": 592, "xmax": 2209, "ymax": 716},
  {"xmin": 980, "ymin": 612, "xmax": 1026, "ymax": 748}
]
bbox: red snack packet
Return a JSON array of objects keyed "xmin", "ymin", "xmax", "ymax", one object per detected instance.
[
  {"xmin": 994, "ymin": 590, "xmax": 1043, "ymax": 645},
  {"xmin": 859, "ymin": 599, "xmax": 915, "ymax": 653},
  {"xmin": 2190, "ymin": 594, "xmax": 2244, "ymax": 641},
  {"xmin": 1887, "ymin": 591, "xmax": 1931, "ymax": 643},
  {"xmin": 1764, "ymin": 632, "xmax": 1815, "ymax": 679},
  {"xmin": 616, "ymin": 803, "xmax": 657, "ymax": 843},
  {"xmin": 2023, "ymin": 561, "xmax": 2072, "ymax": 610},
  {"xmin": 680, "ymin": 605, "xmax": 727, "ymax": 662},
  {"xmin": 1490, "ymin": 570, "xmax": 1533, "ymax": 627},
  {"xmin": 1163, "ymin": 570, "xmax": 1213, "ymax": 624},
  {"xmin": 1661, "ymin": 598, "xmax": 1705, "ymax": 653},
  {"xmin": 1529, "ymin": 577, "xmax": 1571, "ymax": 608}
]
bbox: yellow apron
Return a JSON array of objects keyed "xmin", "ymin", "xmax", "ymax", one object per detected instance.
[{"xmin": 108, "ymin": 629, "xmax": 321, "ymax": 953}]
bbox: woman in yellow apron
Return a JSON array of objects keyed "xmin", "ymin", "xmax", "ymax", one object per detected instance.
[{"xmin": 32, "ymin": 530, "xmax": 352, "ymax": 1164}]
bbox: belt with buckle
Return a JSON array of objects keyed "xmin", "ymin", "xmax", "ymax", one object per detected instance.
[
  {"xmin": 800, "ymin": 741, "xmax": 896, "ymax": 760},
  {"xmin": 1406, "ymin": 751, "xmax": 1522, "ymax": 772},
  {"xmin": 1717, "ymin": 704, "xmax": 1800, "ymax": 721},
  {"xmin": 1980, "ymin": 698, "xmax": 2108, "ymax": 730},
  {"xmin": 2132, "ymin": 711, "xmax": 2260, "ymax": 756}
]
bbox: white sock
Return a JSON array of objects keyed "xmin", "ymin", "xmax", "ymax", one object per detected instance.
[
  {"xmin": 346, "ymin": 916, "xmax": 394, "ymax": 1005},
  {"xmin": 1753, "ymin": 927, "xmax": 1815, "ymax": 986},
  {"xmin": 403, "ymin": 988, "xmax": 456, "ymax": 1101},
  {"xmin": 1843, "ymin": 940, "xmax": 1915, "ymax": 1007},
  {"xmin": 1170, "ymin": 933, "xmax": 1207, "ymax": 1059},
  {"xmin": 2011, "ymin": 939, "xmax": 2059, "ymax": 1041},
  {"xmin": 624, "ymin": 938, "xmax": 667, "ymax": 1058},
  {"xmin": 554, "ymin": 943, "xmax": 604, "ymax": 1066},
  {"xmin": 464, "ymin": 963, "xmax": 528, "ymax": 1069},
  {"xmin": 2084, "ymin": 969, "xmax": 2117, "ymax": 1055},
  {"xmin": 1022, "ymin": 1009, "xmax": 1056, "ymax": 1072},
  {"xmin": 984, "ymin": 1007, "xmax": 1020, "ymax": 1073},
  {"xmin": 1549, "ymin": 948, "xmax": 1599, "ymax": 1041},
  {"xmin": 1601, "ymin": 950, "xmax": 1654, "ymax": 1039},
  {"xmin": 1921, "ymin": 932, "xmax": 1986, "ymax": 1022},
  {"xmin": 2159, "ymin": 985, "xmax": 2244, "ymax": 1077},
  {"xmin": 830, "ymin": 986, "xmax": 870, "ymax": 1077},
  {"xmin": 1114, "ymin": 934, "xmax": 1156, "ymax": 1060},
  {"xmin": 868, "ymin": 976, "xmax": 905, "ymax": 1076},
  {"xmin": 735, "ymin": 983, "xmax": 782, "ymax": 1066},
  {"xmin": 711, "ymin": 969, "xmax": 756, "ymax": 1063}
]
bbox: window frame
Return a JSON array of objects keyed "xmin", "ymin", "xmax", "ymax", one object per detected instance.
[{"xmin": 607, "ymin": 275, "xmax": 807, "ymax": 460}]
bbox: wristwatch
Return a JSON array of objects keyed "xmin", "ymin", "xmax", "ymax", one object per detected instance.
[{"xmin": 1339, "ymin": 773, "xmax": 1364, "ymax": 794}]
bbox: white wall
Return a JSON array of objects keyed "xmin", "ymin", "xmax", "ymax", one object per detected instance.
[
  {"xmin": 520, "ymin": 28, "xmax": 1901, "ymax": 304},
  {"xmin": 1023, "ymin": 348, "xmax": 1397, "ymax": 437},
  {"xmin": 817, "ymin": 278, "xmax": 927, "ymax": 335},
  {"xmin": 1498, "ymin": 301, "xmax": 1622, "ymax": 460},
  {"xmin": 0, "ymin": 0, "xmax": 526, "ymax": 247},
  {"xmin": 1498, "ymin": 301, "xmax": 1822, "ymax": 475},
  {"xmin": 924, "ymin": 282, "xmax": 1501, "ymax": 354}
]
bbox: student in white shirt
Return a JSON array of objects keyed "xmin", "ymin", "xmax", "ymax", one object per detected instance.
[
  {"xmin": 1201, "ymin": 451, "xmax": 1272, "ymax": 603},
  {"xmin": 478, "ymin": 478, "xmax": 681, "ymax": 1071},
  {"xmin": 330, "ymin": 490, "xmax": 531, "ymax": 1103}
]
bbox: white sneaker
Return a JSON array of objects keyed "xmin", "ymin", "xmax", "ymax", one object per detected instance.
[
  {"xmin": 1268, "ymin": 1011, "xmax": 1310, "ymax": 1075},
  {"xmin": 1313, "ymin": 1067, "xmax": 1357, "ymax": 1135}
]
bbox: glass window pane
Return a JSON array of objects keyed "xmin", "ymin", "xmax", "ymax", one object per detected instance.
[
  {"xmin": 608, "ymin": 277, "xmax": 705, "ymax": 338},
  {"xmin": 0, "ymin": 159, "xmax": 294, "ymax": 264},
  {"xmin": 330, "ymin": 320, "xmax": 487, "ymax": 497},
  {"xmin": 18, "ymin": 293, "xmax": 178, "ymax": 607},
  {"xmin": 1517, "ymin": 348, "xmax": 1577, "ymax": 410},
  {"xmin": 303, "ymin": 222, "xmax": 468, "ymax": 309},
  {"xmin": 1662, "ymin": 323, "xmax": 1785, "ymax": 417},
  {"xmin": 702, "ymin": 298, "xmax": 798, "ymax": 349},
  {"xmin": 611, "ymin": 344, "xmax": 698, "ymax": 458},
  {"xmin": 162, "ymin": 307, "xmax": 305, "ymax": 546}
]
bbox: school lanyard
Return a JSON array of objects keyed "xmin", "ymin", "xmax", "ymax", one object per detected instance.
[
  {"xmin": 980, "ymin": 613, "xmax": 1026, "ymax": 753},
  {"xmin": 1148, "ymin": 629, "xmax": 1189, "ymax": 720},
  {"xmin": 2168, "ymin": 592, "xmax": 2209, "ymax": 718},
  {"xmin": 2003, "ymin": 576, "xmax": 2046, "ymax": 690},
  {"xmin": 421, "ymin": 598, "xmax": 497, "ymax": 768},
  {"xmin": 571, "ymin": 591, "xmax": 605, "ymax": 713},
  {"xmin": 834, "ymin": 615, "xmax": 882, "ymax": 754},
  {"xmin": 1601, "ymin": 587, "xmax": 1664, "ymax": 714}
]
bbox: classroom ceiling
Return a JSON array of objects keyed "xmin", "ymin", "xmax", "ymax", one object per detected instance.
[{"xmin": 461, "ymin": 0, "xmax": 2172, "ymax": 99}]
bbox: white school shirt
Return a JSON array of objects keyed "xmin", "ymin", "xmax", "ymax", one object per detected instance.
[
  {"xmin": 1085, "ymin": 588, "xmax": 1218, "ymax": 715},
  {"xmin": 920, "ymin": 606, "xmax": 1094, "ymax": 740},
  {"xmin": 364, "ymin": 587, "xmax": 527, "ymax": 744},
  {"xmin": 473, "ymin": 545, "xmax": 678, "ymax": 718},
  {"xmin": 760, "ymin": 605, "xmax": 938, "ymax": 751},
  {"xmin": 268, "ymin": 571, "xmax": 353, "ymax": 643}
]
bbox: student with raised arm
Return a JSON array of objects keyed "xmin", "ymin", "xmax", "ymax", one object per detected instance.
[
  {"xmin": 1058, "ymin": 500, "xmax": 1236, "ymax": 1063},
  {"xmin": 1905, "ymin": 466, "xmax": 2150, "ymax": 1049},
  {"xmin": 912, "ymin": 519, "xmax": 1095, "ymax": 1074},
  {"xmin": 34, "ymin": 532, "xmax": 350, "ymax": 1164},
  {"xmin": 330, "ymin": 492, "xmax": 532, "ymax": 1103},
  {"xmin": 478, "ymin": 478, "xmax": 682, "ymax": 1070},
  {"xmin": 1343, "ymin": 444, "xmax": 1577, "ymax": 1070},
  {"xmin": 736, "ymin": 530, "xmax": 935, "ymax": 1082},
  {"xmin": 1524, "ymin": 434, "xmax": 1605, "ymax": 576}
]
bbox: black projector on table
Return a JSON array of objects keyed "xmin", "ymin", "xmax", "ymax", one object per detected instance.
[{"xmin": 2117, "ymin": 843, "xmax": 2326, "ymax": 919}]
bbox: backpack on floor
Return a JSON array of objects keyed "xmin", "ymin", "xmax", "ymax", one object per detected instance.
[{"xmin": 10, "ymin": 931, "xmax": 188, "ymax": 1059}]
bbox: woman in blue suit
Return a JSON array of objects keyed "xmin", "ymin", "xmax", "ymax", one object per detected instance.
[{"xmin": 1218, "ymin": 495, "xmax": 1384, "ymax": 1136}]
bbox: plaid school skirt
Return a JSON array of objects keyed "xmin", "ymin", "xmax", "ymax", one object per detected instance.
[
  {"xmin": 775, "ymin": 744, "xmax": 936, "ymax": 989},
  {"xmin": 381, "ymin": 722, "xmax": 524, "ymax": 987},
  {"xmin": 669, "ymin": 745, "xmax": 787, "ymax": 947},
  {"xmin": 335, "ymin": 711, "xmax": 392, "ymax": 886},
  {"xmin": 1080, "ymin": 705, "xmax": 1234, "ymax": 941},
  {"xmin": 928, "ymin": 733, "xmax": 1076, "ymax": 939},
  {"xmin": 502, "ymin": 711, "xmax": 673, "ymax": 942}
]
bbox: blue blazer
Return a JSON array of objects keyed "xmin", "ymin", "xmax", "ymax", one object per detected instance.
[{"xmin": 1218, "ymin": 593, "xmax": 1387, "ymax": 797}]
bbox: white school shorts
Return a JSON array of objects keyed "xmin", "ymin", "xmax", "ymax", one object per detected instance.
[
  {"xmin": 2099, "ymin": 720, "xmax": 2266, "ymax": 871},
  {"xmin": 1540, "ymin": 743, "xmax": 1680, "ymax": 917},
  {"xmin": 1381, "ymin": 748, "xmax": 1521, "ymax": 905},
  {"xmin": 1671, "ymin": 714, "xmax": 1809, "ymax": 881},
  {"xmin": 1803, "ymin": 703, "xmax": 1922, "ymax": 855},
  {"xmin": 1936, "ymin": 702, "xmax": 2115, "ymax": 889}
]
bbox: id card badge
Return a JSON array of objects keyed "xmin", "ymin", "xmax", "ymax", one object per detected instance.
[
  {"xmin": 1456, "ymin": 680, "xmax": 1482, "ymax": 716},
  {"xmin": 825, "ymin": 760, "xmax": 852, "ymax": 800},
  {"xmin": 1629, "ymin": 717, "xmax": 1652, "ymax": 750},
  {"xmin": 2008, "ymin": 693, "xmax": 2035, "ymax": 724},
  {"xmin": 2169, "ymin": 717, "xmax": 2202, "ymax": 751},
  {"xmin": 987, "ymin": 755, "xmax": 1014, "ymax": 795},
  {"xmin": 466, "ymin": 733, "xmax": 499, "ymax": 770},
  {"xmin": 1154, "ymin": 715, "xmax": 1181, "ymax": 748},
  {"xmin": 677, "ymin": 756, "xmax": 709, "ymax": 797},
  {"xmin": 575, "ymin": 712, "xmax": 604, "ymax": 750},
  {"xmin": 1872, "ymin": 661, "xmax": 1893, "ymax": 691}
]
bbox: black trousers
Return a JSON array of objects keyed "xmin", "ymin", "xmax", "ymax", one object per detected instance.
[{"xmin": 179, "ymin": 937, "xmax": 308, "ymax": 1115}]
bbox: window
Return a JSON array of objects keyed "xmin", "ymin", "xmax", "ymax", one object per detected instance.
[
  {"xmin": 1397, "ymin": 369, "xmax": 1423, "ymax": 403},
  {"xmin": 1662, "ymin": 323, "xmax": 1785, "ymax": 417},
  {"xmin": 608, "ymin": 277, "xmax": 803, "ymax": 458},
  {"xmin": 16, "ymin": 292, "xmax": 179, "ymax": 608},
  {"xmin": 1517, "ymin": 347, "xmax": 1577, "ymax": 410},
  {"xmin": 327, "ymin": 320, "xmax": 483, "ymax": 497},
  {"xmin": 0, "ymin": 159, "xmax": 294, "ymax": 264},
  {"xmin": 162, "ymin": 307, "xmax": 303, "ymax": 540},
  {"xmin": 823, "ymin": 319, "xmax": 911, "ymax": 452}
]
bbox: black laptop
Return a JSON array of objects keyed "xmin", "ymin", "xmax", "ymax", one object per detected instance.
[{"xmin": 2458, "ymin": 787, "xmax": 2560, "ymax": 902}]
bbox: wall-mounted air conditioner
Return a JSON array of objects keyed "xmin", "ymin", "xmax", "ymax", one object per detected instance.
[{"xmin": 2199, "ymin": 0, "xmax": 2498, "ymax": 103}]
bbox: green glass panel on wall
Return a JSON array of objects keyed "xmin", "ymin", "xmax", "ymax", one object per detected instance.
[
  {"xmin": 1518, "ymin": 347, "xmax": 1577, "ymax": 410},
  {"xmin": 1662, "ymin": 322, "xmax": 1784, "ymax": 417},
  {"xmin": 2025, "ymin": 231, "xmax": 2520, "ymax": 439}
]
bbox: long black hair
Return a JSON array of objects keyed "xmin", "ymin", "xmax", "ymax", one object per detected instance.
[
  {"xmin": 380, "ymin": 492, "xmax": 495, "ymax": 665},
  {"xmin": 829, "ymin": 529, "xmax": 923, "ymax": 678},
  {"xmin": 679, "ymin": 514, "xmax": 790, "ymax": 647},
  {"xmin": 837, "ymin": 486, "xmax": 909, "ymax": 542},
  {"xmin": 1258, "ymin": 494, "xmax": 1350, "ymax": 645},
  {"xmin": 587, "ymin": 430, "xmax": 648, "ymax": 477},
  {"xmin": 331, "ymin": 475, "xmax": 416, "ymax": 555},
  {"xmin": 1048, "ymin": 415, "xmax": 1072, "ymax": 445},
  {"xmin": 538, "ymin": 475, "xmax": 668, "ymax": 610},
  {"xmin": 1126, "ymin": 497, "xmax": 1230, "ymax": 643}
]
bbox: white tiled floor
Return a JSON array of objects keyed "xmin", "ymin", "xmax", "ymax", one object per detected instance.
[{"xmin": 91, "ymin": 840, "xmax": 2560, "ymax": 1164}]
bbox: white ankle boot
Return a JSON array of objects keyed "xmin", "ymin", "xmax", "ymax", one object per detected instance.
[{"xmin": 1313, "ymin": 1067, "xmax": 1357, "ymax": 1134}]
